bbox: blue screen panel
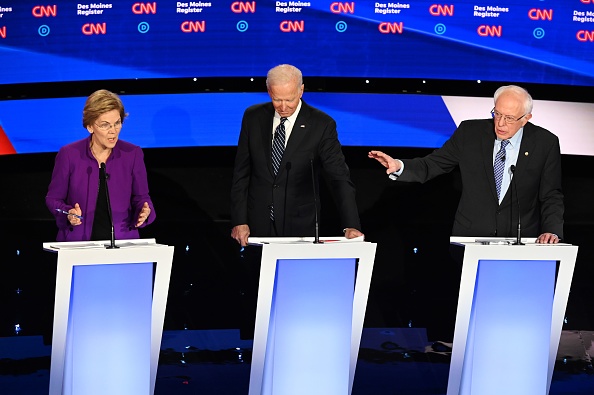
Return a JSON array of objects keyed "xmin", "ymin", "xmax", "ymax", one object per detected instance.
[
  {"xmin": 0, "ymin": 92, "xmax": 456, "ymax": 153},
  {"xmin": 0, "ymin": 1, "xmax": 593, "ymax": 85}
]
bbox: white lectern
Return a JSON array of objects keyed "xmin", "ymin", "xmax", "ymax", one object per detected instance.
[
  {"xmin": 447, "ymin": 237, "xmax": 578, "ymax": 395},
  {"xmin": 247, "ymin": 237, "xmax": 376, "ymax": 395},
  {"xmin": 43, "ymin": 238, "xmax": 174, "ymax": 395}
]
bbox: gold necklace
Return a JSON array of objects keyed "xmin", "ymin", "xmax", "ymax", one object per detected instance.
[{"xmin": 90, "ymin": 143, "xmax": 111, "ymax": 161}]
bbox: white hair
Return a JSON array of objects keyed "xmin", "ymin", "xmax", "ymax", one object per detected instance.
[
  {"xmin": 494, "ymin": 85, "xmax": 533, "ymax": 114},
  {"xmin": 266, "ymin": 64, "xmax": 303, "ymax": 89}
]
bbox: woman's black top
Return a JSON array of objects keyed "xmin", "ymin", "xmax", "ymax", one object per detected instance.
[{"xmin": 90, "ymin": 166, "xmax": 112, "ymax": 241}]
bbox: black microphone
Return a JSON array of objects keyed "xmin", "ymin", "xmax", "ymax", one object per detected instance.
[
  {"xmin": 501, "ymin": 155, "xmax": 506, "ymax": 162},
  {"xmin": 282, "ymin": 162, "xmax": 291, "ymax": 237},
  {"xmin": 309, "ymin": 156, "xmax": 322, "ymax": 244},
  {"xmin": 510, "ymin": 165, "xmax": 523, "ymax": 245},
  {"xmin": 100, "ymin": 162, "xmax": 118, "ymax": 249}
]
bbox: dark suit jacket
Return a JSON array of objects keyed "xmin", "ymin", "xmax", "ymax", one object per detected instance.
[
  {"xmin": 230, "ymin": 100, "xmax": 361, "ymax": 237},
  {"xmin": 399, "ymin": 119, "xmax": 564, "ymax": 238}
]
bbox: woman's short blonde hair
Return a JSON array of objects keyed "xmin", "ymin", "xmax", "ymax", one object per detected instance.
[{"xmin": 82, "ymin": 89, "xmax": 128, "ymax": 128}]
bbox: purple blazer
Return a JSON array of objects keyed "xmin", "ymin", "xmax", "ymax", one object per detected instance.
[{"xmin": 46, "ymin": 136, "xmax": 156, "ymax": 242}]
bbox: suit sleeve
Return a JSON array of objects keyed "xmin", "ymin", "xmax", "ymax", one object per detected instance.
[
  {"xmin": 45, "ymin": 147, "xmax": 73, "ymax": 230},
  {"xmin": 538, "ymin": 135, "xmax": 564, "ymax": 238},
  {"xmin": 130, "ymin": 146, "xmax": 156, "ymax": 227},
  {"xmin": 318, "ymin": 118, "xmax": 361, "ymax": 231},
  {"xmin": 230, "ymin": 111, "xmax": 252, "ymax": 227},
  {"xmin": 399, "ymin": 122, "xmax": 467, "ymax": 183}
]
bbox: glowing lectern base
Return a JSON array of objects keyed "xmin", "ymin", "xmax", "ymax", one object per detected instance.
[
  {"xmin": 447, "ymin": 237, "xmax": 578, "ymax": 395},
  {"xmin": 43, "ymin": 238, "xmax": 174, "ymax": 395},
  {"xmin": 247, "ymin": 237, "xmax": 376, "ymax": 395}
]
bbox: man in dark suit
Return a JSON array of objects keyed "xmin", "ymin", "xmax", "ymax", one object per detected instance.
[
  {"xmin": 231, "ymin": 64, "xmax": 363, "ymax": 245},
  {"xmin": 369, "ymin": 85, "xmax": 563, "ymax": 244}
]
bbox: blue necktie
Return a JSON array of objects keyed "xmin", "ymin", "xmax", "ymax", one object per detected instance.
[
  {"xmin": 270, "ymin": 117, "xmax": 287, "ymax": 221},
  {"xmin": 494, "ymin": 140, "xmax": 509, "ymax": 200}
]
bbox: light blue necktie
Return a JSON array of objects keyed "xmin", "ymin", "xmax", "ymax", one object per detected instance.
[{"xmin": 494, "ymin": 140, "xmax": 509, "ymax": 200}]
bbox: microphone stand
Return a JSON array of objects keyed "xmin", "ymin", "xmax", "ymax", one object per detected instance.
[
  {"xmin": 101, "ymin": 162, "xmax": 118, "ymax": 249},
  {"xmin": 310, "ymin": 157, "xmax": 322, "ymax": 244},
  {"xmin": 510, "ymin": 165, "xmax": 523, "ymax": 245}
]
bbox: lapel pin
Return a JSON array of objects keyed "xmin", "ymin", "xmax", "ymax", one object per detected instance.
[
  {"xmin": 300, "ymin": 124, "xmax": 305, "ymax": 128},
  {"xmin": 525, "ymin": 152, "xmax": 529, "ymax": 156}
]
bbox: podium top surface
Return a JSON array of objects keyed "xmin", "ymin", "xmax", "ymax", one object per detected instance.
[
  {"xmin": 450, "ymin": 236, "xmax": 574, "ymax": 247},
  {"xmin": 248, "ymin": 236, "xmax": 366, "ymax": 245},
  {"xmin": 43, "ymin": 238, "xmax": 168, "ymax": 252}
]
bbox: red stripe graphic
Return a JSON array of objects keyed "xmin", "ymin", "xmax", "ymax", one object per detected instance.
[{"xmin": 0, "ymin": 123, "xmax": 17, "ymax": 155}]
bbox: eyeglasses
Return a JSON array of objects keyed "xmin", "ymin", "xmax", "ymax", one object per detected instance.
[
  {"xmin": 95, "ymin": 120, "xmax": 122, "ymax": 131},
  {"xmin": 491, "ymin": 108, "xmax": 527, "ymax": 124}
]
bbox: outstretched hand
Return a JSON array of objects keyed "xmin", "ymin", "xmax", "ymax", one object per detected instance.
[{"xmin": 368, "ymin": 150, "xmax": 401, "ymax": 174}]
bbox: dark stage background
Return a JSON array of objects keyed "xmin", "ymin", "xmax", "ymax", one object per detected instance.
[
  {"xmin": 1, "ymin": 140, "xmax": 593, "ymax": 342},
  {"xmin": 2, "ymin": 3, "xmax": 594, "ymax": 390}
]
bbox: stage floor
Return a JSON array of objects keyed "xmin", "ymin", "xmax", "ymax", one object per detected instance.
[{"xmin": 1, "ymin": 328, "xmax": 593, "ymax": 395}]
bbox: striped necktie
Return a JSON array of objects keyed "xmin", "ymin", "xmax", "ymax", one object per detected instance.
[
  {"xmin": 270, "ymin": 117, "xmax": 287, "ymax": 221},
  {"xmin": 271, "ymin": 117, "xmax": 287, "ymax": 175},
  {"xmin": 494, "ymin": 139, "xmax": 509, "ymax": 200}
]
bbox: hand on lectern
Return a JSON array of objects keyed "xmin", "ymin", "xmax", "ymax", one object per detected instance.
[
  {"xmin": 536, "ymin": 233, "xmax": 560, "ymax": 244},
  {"xmin": 344, "ymin": 228, "xmax": 364, "ymax": 239},
  {"xmin": 231, "ymin": 224, "xmax": 250, "ymax": 246}
]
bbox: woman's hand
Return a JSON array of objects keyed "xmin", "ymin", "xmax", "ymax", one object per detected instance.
[
  {"xmin": 68, "ymin": 203, "xmax": 83, "ymax": 226},
  {"xmin": 136, "ymin": 202, "xmax": 151, "ymax": 227}
]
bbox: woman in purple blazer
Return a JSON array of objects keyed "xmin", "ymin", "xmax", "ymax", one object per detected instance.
[{"xmin": 46, "ymin": 90, "xmax": 155, "ymax": 242}]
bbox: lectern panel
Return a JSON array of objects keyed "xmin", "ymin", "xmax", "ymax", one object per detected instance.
[
  {"xmin": 246, "ymin": 238, "xmax": 376, "ymax": 395},
  {"xmin": 67, "ymin": 263, "xmax": 152, "ymax": 395},
  {"xmin": 462, "ymin": 259, "xmax": 555, "ymax": 395},
  {"xmin": 447, "ymin": 239, "xmax": 578, "ymax": 395},
  {"xmin": 43, "ymin": 239, "xmax": 174, "ymax": 395},
  {"xmin": 269, "ymin": 258, "xmax": 356, "ymax": 395}
]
